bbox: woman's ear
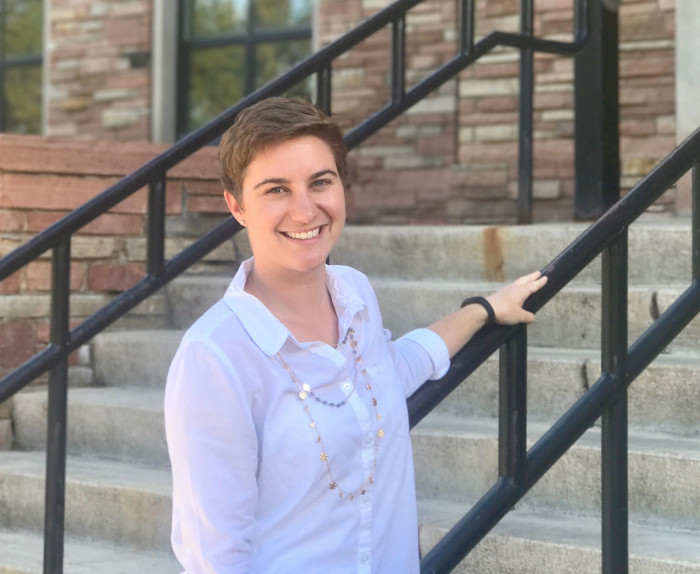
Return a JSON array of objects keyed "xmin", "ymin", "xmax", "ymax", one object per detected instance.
[{"xmin": 224, "ymin": 191, "xmax": 245, "ymax": 226}]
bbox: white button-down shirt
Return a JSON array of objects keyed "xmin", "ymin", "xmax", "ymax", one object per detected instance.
[{"xmin": 165, "ymin": 258, "xmax": 450, "ymax": 573}]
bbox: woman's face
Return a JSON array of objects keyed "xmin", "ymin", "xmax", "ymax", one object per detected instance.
[{"xmin": 225, "ymin": 135, "xmax": 346, "ymax": 280}]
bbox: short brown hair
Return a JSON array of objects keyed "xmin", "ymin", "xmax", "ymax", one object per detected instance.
[{"xmin": 218, "ymin": 97, "xmax": 347, "ymax": 202}]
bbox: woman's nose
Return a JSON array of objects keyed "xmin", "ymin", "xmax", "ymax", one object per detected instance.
[{"xmin": 288, "ymin": 190, "xmax": 316, "ymax": 221}]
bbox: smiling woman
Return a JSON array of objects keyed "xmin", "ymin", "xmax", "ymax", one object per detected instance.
[{"xmin": 164, "ymin": 97, "xmax": 547, "ymax": 573}]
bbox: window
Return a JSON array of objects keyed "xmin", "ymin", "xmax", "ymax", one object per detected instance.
[
  {"xmin": 177, "ymin": 0, "xmax": 313, "ymax": 136},
  {"xmin": 0, "ymin": 0, "xmax": 43, "ymax": 134}
]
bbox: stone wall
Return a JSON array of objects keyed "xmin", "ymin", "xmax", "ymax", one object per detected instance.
[
  {"xmin": 47, "ymin": 0, "xmax": 153, "ymax": 140},
  {"xmin": 0, "ymin": 134, "xmax": 232, "ymax": 424},
  {"xmin": 319, "ymin": 0, "xmax": 677, "ymax": 223}
]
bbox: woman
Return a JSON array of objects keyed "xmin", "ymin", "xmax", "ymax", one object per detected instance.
[{"xmin": 164, "ymin": 97, "xmax": 546, "ymax": 573}]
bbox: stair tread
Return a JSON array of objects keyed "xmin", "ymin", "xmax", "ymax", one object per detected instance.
[
  {"xmin": 418, "ymin": 498, "xmax": 700, "ymax": 565},
  {"xmin": 0, "ymin": 450, "xmax": 171, "ymax": 492},
  {"xmin": 0, "ymin": 528, "xmax": 180, "ymax": 574},
  {"xmin": 414, "ymin": 413, "xmax": 700, "ymax": 459}
]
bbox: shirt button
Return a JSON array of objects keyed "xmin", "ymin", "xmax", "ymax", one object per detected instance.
[
  {"xmin": 361, "ymin": 555, "xmax": 369, "ymax": 563},
  {"xmin": 343, "ymin": 382, "xmax": 352, "ymax": 391},
  {"xmin": 364, "ymin": 435, "xmax": 372, "ymax": 446}
]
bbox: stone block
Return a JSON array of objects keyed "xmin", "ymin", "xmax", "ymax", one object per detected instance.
[
  {"xmin": 87, "ymin": 262, "xmax": 146, "ymax": 292},
  {"xmin": 0, "ymin": 419, "xmax": 12, "ymax": 450}
]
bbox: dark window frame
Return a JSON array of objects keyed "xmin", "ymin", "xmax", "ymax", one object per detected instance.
[
  {"xmin": 0, "ymin": 0, "xmax": 44, "ymax": 133},
  {"xmin": 176, "ymin": 0, "xmax": 312, "ymax": 137}
]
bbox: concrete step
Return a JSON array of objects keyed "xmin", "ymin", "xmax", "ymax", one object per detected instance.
[
  {"xmin": 441, "ymin": 347, "xmax": 700, "ymax": 437},
  {"xmin": 231, "ymin": 221, "xmax": 694, "ymax": 284},
  {"xmin": 412, "ymin": 414, "xmax": 700, "ymax": 531},
  {"xmin": 0, "ymin": 529, "xmax": 180, "ymax": 574},
  {"xmin": 91, "ymin": 329, "xmax": 184, "ymax": 388},
  {"xmin": 0, "ymin": 451, "xmax": 171, "ymax": 551},
  {"xmin": 12, "ymin": 387, "xmax": 168, "ymax": 464},
  {"xmin": 418, "ymin": 499, "xmax": 700, "ymax": 573},
  {"xmin": 166, "ymin": 274, "xmax": 698, "ymax": 353},
  {"xmin": 372, "ymin": 280, "xmax": 698, "ymax": 353}
]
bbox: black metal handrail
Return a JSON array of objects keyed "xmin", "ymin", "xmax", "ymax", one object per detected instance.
[
  {"xmin": 0, "ymin": 1, "xmax": 597, "ymax": 573},
  {"xmin": 409, "ymin": 126, "xmax": 700, "ymax": 573}
]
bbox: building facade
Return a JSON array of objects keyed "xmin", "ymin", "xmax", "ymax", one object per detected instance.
[{"xmin": 1, "ymin": 0, "xmax": 698, "ymax": 222}]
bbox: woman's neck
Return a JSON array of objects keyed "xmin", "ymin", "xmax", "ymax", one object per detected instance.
[{"xmin": 245, "ymin": 263, "xmax": 339, "ymax": 345}]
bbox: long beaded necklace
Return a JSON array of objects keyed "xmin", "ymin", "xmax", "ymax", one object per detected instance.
[{"xmin": 277, "ymin": 328, "xmax": 384, "ymax": 500}]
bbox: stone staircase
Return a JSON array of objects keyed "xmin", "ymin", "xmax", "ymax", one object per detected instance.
[{"xmin": 2, "ymin": 221, "xmax": 699, "ymax": 573}]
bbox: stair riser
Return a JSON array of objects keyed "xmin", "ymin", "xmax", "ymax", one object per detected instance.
[
  {"xmin": 12, "ymin": 395, "xmax": 168, "ymax": 465},
  {"xmin": 92, "ymin": 330, "xmax": 183, "ymax": 388},
  {"xmin": 413, "ymin": 431, "xmax": 700, "ymax": 528},
  {"xmin": 235, "ymin": 224, "xmax": 694, "ymax": 285},
  {"xmin": 167, "ymin": 277, "xmax": 698, "ymax": 354},
  {"xmin": 374, "ymin": 283, "xmax": 698, "ymax": 353},
  {"xmin": 419, "ymin": 525, "xmax": 700, "ymax": 574},
  {"xmin": 0, "ymin": 474, "xmax": 171, "ymax": 551},
  {"xmin": 444, "ymin": 355, "xmax": 700, "ymax": 436},
  {"xmin": 412, "ymin": 434, "xmax": 700, "ymax": 530}
]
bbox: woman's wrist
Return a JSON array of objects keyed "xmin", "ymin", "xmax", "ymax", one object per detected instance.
[{"xmin": 460, "ymin": 296, "xmax": 496, "ymax": 327}]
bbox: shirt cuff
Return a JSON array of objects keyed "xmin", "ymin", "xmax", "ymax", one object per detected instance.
[{"xmin": 399, "ymin": 328, "xmax": 450, "ymax": 380}]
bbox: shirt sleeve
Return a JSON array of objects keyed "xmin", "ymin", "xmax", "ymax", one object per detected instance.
[
  {"xmin": 164, "ymin": 337, "xmax": 259, "ymax": 574},
  {"xmin": 391, "ymin": 327, "xmax": 451, "ymax": 397}
]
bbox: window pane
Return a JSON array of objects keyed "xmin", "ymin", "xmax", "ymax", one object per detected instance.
[
  {"xmin": 255, "ymin": 0, "xmax": 312, "ymax": 30},
  {"xmin": 4, "ymin": 0, "xmax": 43, "ymax": 56},
  {"xmin": 192, "ymin": 0, "xmax": 248, "ymax": 38},
  {"xmin": 255, "ymin": 39, "xmax": 311, "ymax": 96},
  {"xmin": 188, "ymin": 45, "xmax": 244, "ymax": 131},
  {"xmin": 4, "ymin": 65, "xmax": 42, "ymax": 133}
]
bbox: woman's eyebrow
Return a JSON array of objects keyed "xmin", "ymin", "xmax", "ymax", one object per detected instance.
[
  {"xmin": 253, "ymin": 177, "xmax": 289, "ymax": 190},
  {"xmin": 308, "ymin": 169, "xmax": 339, "ymax": 181}
]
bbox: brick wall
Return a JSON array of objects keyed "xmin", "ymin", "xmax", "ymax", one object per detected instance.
[
  {"xmin": 0, "ymin": 135, "xmax": 232, "ymax": 433},
  {"xmin": 47, "ymin": 0, "xmax": 153, "ymax": 140},
  {"xmin": 319, "ymin": 0, "xmax": 677, "ymax": 223}
]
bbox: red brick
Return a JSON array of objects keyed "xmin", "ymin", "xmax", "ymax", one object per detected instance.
[
  {"xmin": 25, "ymin": 261, "xmax": 86, "ymax": 292},
  {"xmin": 186, "ymin": 196, "xmax": 230, "ymax": 214},
  {"xmin": 0, "ymin": 270, "xmax": 22, "ymax": 295},
  {"xmin": 182, "ymin": 179, "xmax": 224, "ymax": 196},
  {"xmin": 0, "ymin": 173, "xmax": 149, "ymax": 214},
  {"xmin": 0, "ymin": 320, "xmax": 36, "ymax": 369},
  {"xmin": 87, "ymin": 262, "xmax": 146, "ymax": 292},
  {"xmin": 0, "ymin": 210, "xmax": 25, "ymax": 232}
]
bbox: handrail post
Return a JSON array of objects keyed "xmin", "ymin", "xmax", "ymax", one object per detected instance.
[
  {"xmin": 518, "ymin": 0, "xmax": 534, "ymax": 224},
  {"xmin": 693, "ymin": 163, "xmax": 699, "ymax": 281},
  {"xmin": 459, "ymin": 0, "xmax": 475, "ymax": 55},
  {"xmin": 316, "ymin": 66, "xmax": 332, "ymax": 115},
  {"xmin": 601, "ymin": 228, "xmax": 629, "ymax": 574},
  {"xmin": 147, "ymin": 176, "xmax": 167, "ymax": 278},
  {"xmin": 391, "ymin": 15, "xmax": 406, "ymax": 105},
  {"xmin": 574, "ymin": 0, "xmax": 620, "ymax": 219},
  {"xmin": 43, "ymin": 236, "xmax": 71, "ymax": 574},
  {"xmin": 498, "ymin": 324, "xmax": 528, "ymax": 483}
]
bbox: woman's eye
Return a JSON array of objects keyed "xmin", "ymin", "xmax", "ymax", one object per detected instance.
[
  {"xmin": 312, "ymin": 179, "xmax": 331, "ymax": 188},
  {"xmin": 266, "ymin": 186, "xmax": 285, "ymax": 195}
]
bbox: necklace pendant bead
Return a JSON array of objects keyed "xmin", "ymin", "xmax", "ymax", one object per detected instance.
[{"xmin": 302, "ymin": 383, "xmax": 311, "ymax": 392}]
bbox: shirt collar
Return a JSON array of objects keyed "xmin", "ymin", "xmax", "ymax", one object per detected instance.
[{"xmin": 222, "ymin": 257, "xmax": 368, "ymax": 356}]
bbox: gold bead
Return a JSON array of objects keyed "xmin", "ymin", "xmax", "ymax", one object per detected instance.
[
  {"xmin": 310, "ymin": 421, "xmax": 315, "ymax": 428},
  {"xmin": 329, "ymin": 482, "xmax": 337, "ymax": 490},
  {"xmin": 372, "ymin": 398, "xmax": 377, "ymax": 406},
  {"xmin": 302, "ymin": 383, "xmax": 311, "ymax": 392},
  {"xmin": 299, "ymin": 391, "xmax": 307, "ymax": 400},
  {"xmin": 376, "ymin": 413, "xmax": 382, "ymax": 420},
  {"xmin": 320, "ymin": 452, "xmax": 328, "ymax": 462},
  {"xmin": 365, "ymin": 383, "xmax": 371, "ymax": 389},
  {"xmin": 377, "ymin": 429, "xmax": 385, "ymax": 438}
]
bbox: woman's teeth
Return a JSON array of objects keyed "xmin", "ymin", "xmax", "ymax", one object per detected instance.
[{"xmin": 285, "ymin": 227, "xmax": 320, "ymax": 240}]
